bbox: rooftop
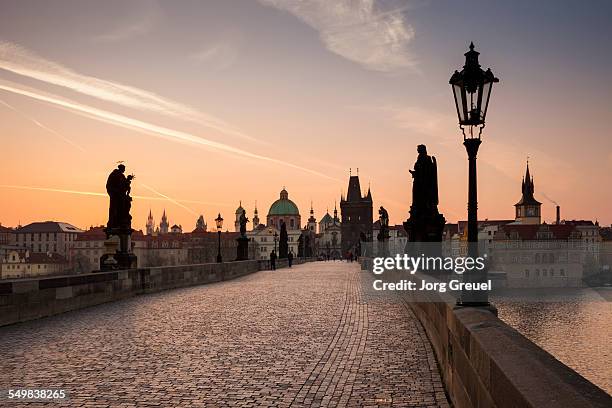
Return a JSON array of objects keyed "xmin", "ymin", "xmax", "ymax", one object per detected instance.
[{"xmin": 17, "ymin": 221, "xmax": 83, "ymax": 234}]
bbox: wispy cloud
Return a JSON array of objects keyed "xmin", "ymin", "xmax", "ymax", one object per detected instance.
[
  {"xmin": 0, "ymin": 184, "xmax": 227, "ymax": 206},
  {"xmin": 259, "ymin": 0, "xmax": 416, "ymax": 72},
  {"xmin": 191, "ymin": 43, "xmax": 239, "ymax": 71},
  {"xmin": 0, "ymin": 81, "xmax": 339, "ymax": 181},
  {"xmin": 0, "ymin": 41, "xmax": 253, "ymax": 141},
  {"xmin": 139, "ymin": 183, "xmax": 197, "ymax": 215},
  {"xmin": 384, "ymin": 105, "xmax": 456, "ymax": 137},
  {"xmin": 0, "ymin": 98, "xmax": 86, "ymax": 152},
  {"xmin": 92, "ymin": 0, "xmax": 160, "ymax": 42}
]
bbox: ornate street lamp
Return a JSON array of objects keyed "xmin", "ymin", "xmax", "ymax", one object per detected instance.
[
  {"xmin": 215, "ymin": 213, "xmax": 223, "ymax": 263},
  {"xmin": 450, "ymin": 42, "xmax": 499, "ymax": 306}
]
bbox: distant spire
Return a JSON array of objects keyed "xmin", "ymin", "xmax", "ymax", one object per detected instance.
[{"xmin": 310, "ymin": 200, "xmax": 314, "ymax": 215}]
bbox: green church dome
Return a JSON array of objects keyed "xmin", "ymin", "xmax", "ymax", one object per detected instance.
[{"xmin": 268, "ymin": 188, "xmax": 300, "ymax": 216}]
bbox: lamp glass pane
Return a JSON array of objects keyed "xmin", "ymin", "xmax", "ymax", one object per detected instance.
[
  {"xmin": 480, "ymin": 82, "xmax": 492, "ymax": 121},
  {"xmin": 453, "ymin": 84, "xmax": 466, "ymax": 122}
]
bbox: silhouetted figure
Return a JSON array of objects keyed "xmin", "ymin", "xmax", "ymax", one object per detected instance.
[
  {"xmin": 377, "ymin": 206, "xmax": 390, "ymax": 256},
  {"xmin": 235, "ymin": 209, "xmax": 250, "ymax": 261},
  {"xmin": 279, "ymin": 221, "xmax": 288, "ymax": 258},
  {"xmin": 378, "ymin": 206, "xmax": 389, "ymax": 240},
  {"xmin": 409, "ymin": 145, "xmax": 438, "ymax": 217},
  {"xmin": 239, "ymin": 209, "xmax": 249, "ymax": 238},
  {"xmin": 101, "ymin": 163, "xmax": 137, "ymax": 271},
  {"xmin": 403, "ymin": 145, "xmax": 446, "ymax": 271},
  {"xmin": 105, "ymin": 164, "xmax": 134, "ymax": 235},
  {"xmin": 288, "ymin": 250, "xmax": 293, "ymax": 267},
  {"xmin": 270, "ymin": 250, "xmax": 277, "ymax": 270}
]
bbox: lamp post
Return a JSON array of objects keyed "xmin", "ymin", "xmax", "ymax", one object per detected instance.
[
  {"xmin": 215, "ymin": 213, "xmax": 223, "ymax": 263},
  {"xmin": 273, "ymin": 232, "xmax": 279, "ymax": 254},
  {"xmin": 449, "ymin": 42, "xmax": 499, "ymax": 306}
]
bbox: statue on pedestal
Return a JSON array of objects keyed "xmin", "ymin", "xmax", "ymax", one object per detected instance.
[
  {"xmin": 377, "ymin": 206, "xmax": 390, "ymax": 256},
  {"xmin": 279, "ymin": 221, "xmax": 289, "ymax": 259},
  {"xmin": 105, "ymin": 164, "xmax": 133, "ymax": 235},
  {"xmin": 100, "ymin": 163, "xmax": 137, "ymax": 271},
  {"xmin": 404, "ymin": 145, "xmax": 446, "ymax": 247},
  {"xmin": 236, "ymin": 209, "xmax": 250, "ymax": 261},
  {"xmin": 239, "ymin": 209, "xmax": 249, "ymax": 238}
]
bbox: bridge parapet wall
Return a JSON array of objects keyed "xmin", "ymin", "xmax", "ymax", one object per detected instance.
[
  {"xmin": 0, "ymin": 258, "xmax": 315, "ymax": 327},
  {"xmin": 389, "ymin": 269, "xmax": 611, "ymax": 407}
]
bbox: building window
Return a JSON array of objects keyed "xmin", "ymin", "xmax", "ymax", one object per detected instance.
[
  {"xmin": 535, "ymin": 269, "xmax": 540, "ymax": 276},
  {"xmin": 525, "ymin": 269, "xmax": 530, "ymax": 278},
  {"xmin": 560, "ymin": 268, "xmax": 565, "ymax": 276},
  {"xmin": 290, "ymin": 219, "xmax": 295, "ymax": 228}
]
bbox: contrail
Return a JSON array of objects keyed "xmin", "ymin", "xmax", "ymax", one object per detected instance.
[
  {"xmin": 0, "ymin": 41, "xmax": 255, "ymax": 142},
  {"xmin": 0, "ymin": 184, "xmax": 228, "ymax": 206},
  {"xmin": 0, "ymin": 98, "xmax": 86, "ymax": 152},
  {"xmin": 0, "ymin": 82, "xmax": 340, "ymax": 181},
  {"xmin": 139, "ymin": 183, "xmax": 197, "ymax": 216},
  {"xmin": 540, "ymin": 192, "xmax": 558, "ymax": 206}
]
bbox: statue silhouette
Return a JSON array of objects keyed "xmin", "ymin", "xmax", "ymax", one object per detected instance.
[
  {"xmin": 101, "ymin": 163, "xmax": 137, "ymax": 270},
  {"xmin": 239, "ymin": 209, "xmax": 249, "ymax": 238},
  {"xmin": 377, "ymin": 206, "xmax": 389, "ymax": 241},
  {"xmin": 279, "ymin": 221, "xmax": 289, "ymax": 258},
  {"xmin": 105, "ymin": 164, "xmax": 133, "ymax": 235},
  {"xmin": 404, "ymin": 145, "xmax": 446, "ymax": 244},
  {"xmin": 409, "ymin": 145, "xmax": 439, "ymax": 217}
]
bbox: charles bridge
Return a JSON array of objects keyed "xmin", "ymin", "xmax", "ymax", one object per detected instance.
[{"xmin": 1, "ymin": 259, "xmax": 610, "ymax": 407}]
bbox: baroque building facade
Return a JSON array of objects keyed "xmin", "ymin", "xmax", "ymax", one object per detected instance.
[
  {"xmin": 248, "ymin": 188, "xmax": 301, "ymax": 260},
  {"xmin": 316, "ymin": 205, "xmax": 342, "ymax": 259}
]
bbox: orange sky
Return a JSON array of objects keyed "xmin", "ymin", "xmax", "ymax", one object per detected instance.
[{"xmin": 1, "ymin": 1, "xmax": 611, "ymax": 231}]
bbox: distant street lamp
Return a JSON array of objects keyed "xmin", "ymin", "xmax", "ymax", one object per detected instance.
[
  {"xmin": 450, "ymin": 42, "xmax": 499, "ymax": 306},
  {"xmin": 215, "ymin": 213, "xmax": 224, "ymax": 263}
]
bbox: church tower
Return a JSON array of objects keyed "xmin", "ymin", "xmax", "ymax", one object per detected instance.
[
  {"xmin": 195, "ymin": 215, "xmax": 207, "ymax": 231},
  {"xmin": 307, "ymin": 202, "xmax": 317, "ymax": 233},
  {"xmin": 160, "ymin": 209, "xmax": 169, "ymax": 234},
  {"xmin": 340, "ymin": 170, "xmax": 373, "ymax": 256},
  {"xmin": 514, "ymin": 162, "xmax": 542, "ymax": 224},
  {"xmin": 252, "ymin": 201, "xmax": 260, "ymax": 229},
  {"xmin": 333, "ymin": 202, "xmax": 339, "ymax": 223},
  {"xmin": 146, "ymin": 210, "xmax": 155, "ymax": 235}
]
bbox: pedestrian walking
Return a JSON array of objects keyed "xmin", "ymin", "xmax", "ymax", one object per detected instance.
[{"xmin": 270, "ymin": 250, "xmax": 277, "ymax": 270}]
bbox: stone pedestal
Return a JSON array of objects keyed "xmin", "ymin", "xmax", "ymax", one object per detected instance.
[
  {"xmin": 236, "ymin": 236, "xmax": 249, "ymax": 261},
  {"xmin": 100, "ymin": 232, "xmax": 138, "ymax": 271},
  {"xmin": 403, "ymin": 211, "xmax": 446, "ymax": 274},
  {"xmin": 403, "ymin": 212, "xmax": 446, "ymax": 243}
]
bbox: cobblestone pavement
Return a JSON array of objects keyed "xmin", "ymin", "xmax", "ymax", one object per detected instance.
[{"xmin": 0, "ymin": 262, "xmax": 449, "ymax": 407}]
